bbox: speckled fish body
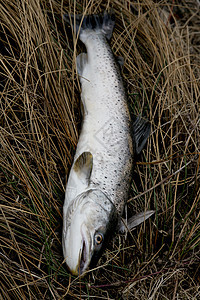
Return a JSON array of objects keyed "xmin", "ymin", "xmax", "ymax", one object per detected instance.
[
  {"xmin": 67, "ymin": 24, "xmax": 133, "ymax": 215},
  {"xmin": 62, "ymin": 12, "xmax": 150, "ymax": 276}
]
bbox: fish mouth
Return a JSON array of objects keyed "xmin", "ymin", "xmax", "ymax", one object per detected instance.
[
  {"xmin": 67, "ymin": 237, "xmax": 89, "ymax": 276},
  {"xmin": 77, "ymin": 227, "xmax": 91, "ymax": 275},
  {"xmin": 79, "ymin": 239, "xmax": 87, "ymax": 273}
]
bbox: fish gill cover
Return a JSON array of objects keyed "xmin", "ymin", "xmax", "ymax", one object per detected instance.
[{"xmin": 0, "ymin": 0, "xmax": 200, "ymax": 299}]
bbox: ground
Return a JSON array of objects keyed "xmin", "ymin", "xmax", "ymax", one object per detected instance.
[{"xmin": 0, "ymin": 1, "xmax": 199, "ymax": 299}]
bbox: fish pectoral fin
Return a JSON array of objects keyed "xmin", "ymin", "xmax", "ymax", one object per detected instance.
[
  {"xmin": 119, "ymin": 210, "xmax": 155, "ymax": 234},
  {"xmin": 132, "ymin": 116, "xmax": 151, "ymax": 155},
  {"xmin": 73, "ymin": 151, "xmax": 93, "ymax": 186},
  {"xmin": 76, "ymin": 53, "xmax": 88, "ymax": 76}
]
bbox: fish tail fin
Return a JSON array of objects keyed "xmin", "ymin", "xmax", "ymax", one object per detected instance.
[{"xmin": 64, "ymin": 10, "xmax": 115, "ymax": 40}]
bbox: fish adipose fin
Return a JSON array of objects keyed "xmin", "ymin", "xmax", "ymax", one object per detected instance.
[
  {"xmin": 63, "ymin": 10, "xmax": 115, "ymax": 40},
  {"xmin": 73, "ymin": 151, "xmax": 93, "ymax": 187},
  {"xmin": 133, "ymin": 116, "xmax": 151, "ymax": 155},
  {"xmin": 116, "ymin": 56, "xmax": 124, "ymax": 67}
]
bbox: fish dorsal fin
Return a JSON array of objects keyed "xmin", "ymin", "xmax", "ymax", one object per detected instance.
[
  {"xmin": 73, "ymin": 151, "xmax": 93, "ymax": 186},
  {"xmin": 132, "ymin": 116, "xmax": 151, "ymax": 155},
  {"xmin": 76, "ymin": 53, "xmax": 88, "ymax": 76}
]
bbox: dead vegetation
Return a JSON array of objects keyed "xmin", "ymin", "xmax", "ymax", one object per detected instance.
[{"xmin": 0, "ymin": 0, "xmax": 199, "ymax": 299}]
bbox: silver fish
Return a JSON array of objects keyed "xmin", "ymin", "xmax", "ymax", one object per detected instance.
[{"xmin": 62, "ymin": 11, "xmax": 151, "ymax": 275}]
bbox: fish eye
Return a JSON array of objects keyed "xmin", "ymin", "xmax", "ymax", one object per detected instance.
[{"xmin": 94, "ymin": 233, "xmax": 104, "ymax": 245}]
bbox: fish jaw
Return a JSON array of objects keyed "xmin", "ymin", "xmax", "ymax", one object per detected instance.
[
  {"xmin": 79, "ymin": 223, "xmax": 92, "ymax": 274},
  {"xmin": 62, "ymin": 189, "xmax": 117, "ymax": 275},
  {"xmin": 62, "ymin": 211, "xmax": 92, "ymax": 275}
]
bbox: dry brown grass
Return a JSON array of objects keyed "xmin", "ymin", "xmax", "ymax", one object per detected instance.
[{"xmin": 0, "ymin": 0, "xmax": 199, "ymax": 299}]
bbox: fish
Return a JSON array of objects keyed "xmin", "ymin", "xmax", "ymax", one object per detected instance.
[{"xmin": 62, "ymin": 11, "xmax": 152, "ymax": 276}]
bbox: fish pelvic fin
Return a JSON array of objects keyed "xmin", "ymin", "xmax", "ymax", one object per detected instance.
[
  {"xmin": 132, "ymin": 116, "xmax": 151, "ymax": 155},
  {"xmin": 63, "ymin": 10, "xmax": 115, "ymax": 40}
]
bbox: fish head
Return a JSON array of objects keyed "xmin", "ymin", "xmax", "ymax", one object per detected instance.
[{"xmin": 62, "ymin": 189, "xmax": 117, "ymax": 275}]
